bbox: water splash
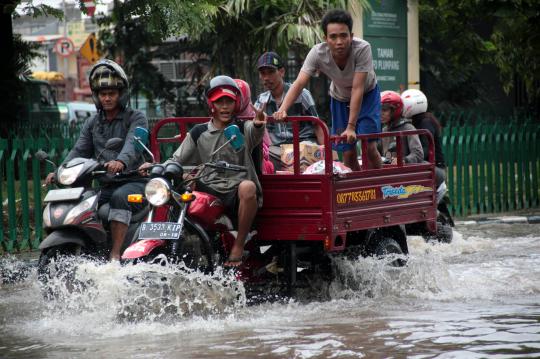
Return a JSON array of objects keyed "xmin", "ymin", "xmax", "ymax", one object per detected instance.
[
  {"xmin": 35, "ymin": 255, "xmax": 246, "ymax": 329},
  {"xmin": 0, "ymin": 255, "xmax": 33, "ymax": 285}
]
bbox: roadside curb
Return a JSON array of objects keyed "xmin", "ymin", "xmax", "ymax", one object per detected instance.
[{"xmin": 456, "ymin": 215, "xmax": 540, "ymax": 226}]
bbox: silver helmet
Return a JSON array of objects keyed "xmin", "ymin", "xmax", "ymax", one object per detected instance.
[{"xmin": 89, "ymin": 59, "xmax": 129, "ymax": 110}]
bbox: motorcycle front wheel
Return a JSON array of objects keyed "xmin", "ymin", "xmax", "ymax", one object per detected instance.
[
  {"xmin": 37, "ymin": 243, "xmax": 83, "ymax": 300},
  {"xmin": 174, "ymin": 219, "xmax": 215, "ymax": 274}
]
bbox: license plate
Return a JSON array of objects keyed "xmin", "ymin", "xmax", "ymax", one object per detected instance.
[
  {"xmin": 138, "ymin": 222, "xmax": 182, "ymax": 240},
  {"xmin": 44, "ymin": 187, "xmax": 85, "ymax": 202}
]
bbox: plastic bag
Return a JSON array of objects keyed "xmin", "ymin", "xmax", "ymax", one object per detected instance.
[{"xmin": 303, "ymin": 160, "xmax": 352, "ymax": 175}]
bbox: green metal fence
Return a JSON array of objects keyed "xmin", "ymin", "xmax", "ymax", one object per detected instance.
[
  {"xmin": 442, "ymin": 121, "xmax": 540, "ymax": 217},
  {"xmin": 1, "ymin": 117, "xmax": 539, "ymax": 254}
]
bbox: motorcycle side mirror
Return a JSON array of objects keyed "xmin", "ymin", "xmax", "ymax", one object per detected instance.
[
  {"xmin": 35, "ymin": 150, "xmax": 57, "ymax": 170},
  {"xmin": 105, "ymin": 137, "xmax": 124, "ymax": 151},
  {"xmin": 224, "ymin": 125, "xmax": 245, "ymax": 152},
  {"xmin": 132, "ymin": 126, "xmax": 155, "ymax": 163},
  {"xmin": 34, "ymin": 150, "xmax": 49, "ymax": 161},
  {"xmin": 133, "ymin": 127, "xmax": 149, "ymax": 152}
]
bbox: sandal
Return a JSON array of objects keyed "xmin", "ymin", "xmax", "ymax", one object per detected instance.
[{"xmin": 224, "ymin": 256, "xmax": 243, "ymax": 268}]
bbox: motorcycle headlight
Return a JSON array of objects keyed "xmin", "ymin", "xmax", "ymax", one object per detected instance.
[
  {"xmin": 64, "ymin": 195, "xmax": 98, "ymax": 225},
  {"xmin": 145, "ymin": 178, "xmax": 170, "ymax": 206},
  {"xmin": 58, "ymin": 163, "xmax": 84, "ymax": 185},
  {"xmin": 43, "ymin": 203, "xmax": 51, "ymax": 227}
]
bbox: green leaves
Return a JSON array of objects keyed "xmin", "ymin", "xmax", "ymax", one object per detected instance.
[{"xmin": 419, "ymin": 0, "xmax": 540, "ymax": 112}]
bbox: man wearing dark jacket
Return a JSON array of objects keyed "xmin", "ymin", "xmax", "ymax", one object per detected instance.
[{"xmin": 46, "ymin": 59, "xmax": 148, "ymax": 260}]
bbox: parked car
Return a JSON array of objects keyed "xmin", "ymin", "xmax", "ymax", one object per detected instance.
[
  {"xmin": 20, "ymin": 77, "xmax": 61, "ymax": 126},
  {"xmin": 58, "ymin": 101, "xmax": 97, "ymax": 127}
]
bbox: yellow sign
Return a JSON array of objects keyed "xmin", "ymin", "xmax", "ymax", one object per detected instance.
[{"xmin": 80, "ymin": 33, "xmax": 100, "ymax": 64}]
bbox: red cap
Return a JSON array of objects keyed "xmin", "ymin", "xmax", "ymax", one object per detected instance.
[{"xmin": 208, "ymin": 87, "xmax": 237, "ymax": 102}]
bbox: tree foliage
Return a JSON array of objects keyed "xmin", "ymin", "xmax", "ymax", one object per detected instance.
[
  {"xmin": 419, "ymin": 0, "xmax": 540, "ymax": 113},
  {"xmin": 195, "ymin": 0, "xmax": 370, "ymax": 79},
  {"xmin": 97, "ymin": 0, "xmax": 178, "ymax": 110},
  {"xmin": 489, "ymin": 1, "xmax": 540, "ymax": 107},
  {"xmin": 0, "ymin": 1, "xmax": 63, "ymax": 131},
  {"xmin": 97, "ymin": 0, "xmax": 369, "ymax": 115}
]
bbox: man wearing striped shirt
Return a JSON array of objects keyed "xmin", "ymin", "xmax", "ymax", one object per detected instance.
[{"xmin": 254, "ymin": 51, "xmax": 324, "ymax": 169}]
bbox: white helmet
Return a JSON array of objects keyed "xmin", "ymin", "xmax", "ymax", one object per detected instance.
[{"xmin": 401, "ymin": 89, "xmax": 428, "ymax": 118}]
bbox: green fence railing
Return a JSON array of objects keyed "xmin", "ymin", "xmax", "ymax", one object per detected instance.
[
  {"xmin": 1, "ymin": 117, "xmax": 539, "ymax": 254},
  {"xmin": 442, "ymin": 121, "xmax": 540, "ymax": 217},
  {"xmin": 0, "ymin": 135, "xmax": 75, "ymax": 254}
]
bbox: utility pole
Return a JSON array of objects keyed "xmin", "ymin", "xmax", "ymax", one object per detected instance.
[{"xmin": 62, "ymin": 0, "xmax": 68, "ymax": 80}]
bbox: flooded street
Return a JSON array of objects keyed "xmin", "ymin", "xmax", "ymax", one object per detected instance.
[{"xmin": 1, "ymin": 223, "xmax": 539, "ymax": 358}]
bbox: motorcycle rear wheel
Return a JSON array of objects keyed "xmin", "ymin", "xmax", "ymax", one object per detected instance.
[
  {"xmin": 367, "ymin": 236, "xmax": 406, "ymax": 267},
  {"xmin": 422, "ymin": 214, "xmax": 453, "ymax": 244}
]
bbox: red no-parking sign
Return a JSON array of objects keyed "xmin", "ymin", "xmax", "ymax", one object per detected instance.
[{"xmin": 55, "ymin": 37, "xmax": 75, "ymax": 57}]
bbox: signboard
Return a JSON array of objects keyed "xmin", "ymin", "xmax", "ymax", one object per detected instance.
[
  {"xmin": 80, "ymin": 33, "xmax": 100, "ymax": 64},
  {"xmin": 67, "ymin": 21, "xmax": 87, "ymax": 48},
  {"xmin": 368, "ymin": 37, "xmax": 407, "ymax": 92},
  {"xmin": 363, "ymin": 0, "xmax": 407, "ymax": 37},
  {"xmin": 363, "ymin": 0, "xmax": 408, "ymax": 92},
  {"xmin": 54, "ymin": 37, "xmax": 75, "ymax": 57}
]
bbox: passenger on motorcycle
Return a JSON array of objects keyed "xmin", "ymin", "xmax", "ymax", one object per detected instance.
[
  {"xmin": 254, "ymin": 51, "xmax": 324, "ymax": 170},
  {"xmin": 380, "ymin": 90, "xmax": 424, "ymax": 164},
  {"xmin": 401, "ymin": 89, "xmax": 446, "ymax": 187},
  {"xmin": 45, "ymin": 59, "xmax": 148, "ymax": 261},
  {"xmin": 140, "ymin": 75, "xmax": 267, "ymax": 268}
]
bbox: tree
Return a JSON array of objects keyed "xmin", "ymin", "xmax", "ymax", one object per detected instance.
[
  {"xmin": 97, "ymin": 0, "xmax": 175, "ymax": 112},
  {"xmin": 96, "ymin": 0, "xmax": 369, "ymax": 116},
  {"xmin": 419, "ymin": 0, "xmax": 540, "ymax": 114},
  {"xmin": 489, "ymin": 1, "xmax": 540, "ymax": 113},
  {"xmin": 190, "ymin": 0, "xmax": 370, "ymax": 79},
  {"xmin": 0, "ymin": 1, "xmax": 62, "ymax": 132}
]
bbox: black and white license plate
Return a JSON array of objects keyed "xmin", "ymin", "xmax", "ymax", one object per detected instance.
[
  {"xmin": 44, "ymin": 187, "xmax": 85, "ymax": 202},
  {"xmin": 138, "ymin": 222, "xmax": 182, "ymax": 240}
]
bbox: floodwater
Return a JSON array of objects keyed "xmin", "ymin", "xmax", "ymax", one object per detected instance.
[{"xmin": 1, "ymin": 223, "xmax": 539, "ymax": 358}]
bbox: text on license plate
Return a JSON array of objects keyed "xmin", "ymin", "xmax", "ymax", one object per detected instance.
[{"xmin": 138, "ymin": 222, "xmax": 182, "ymax": 240}]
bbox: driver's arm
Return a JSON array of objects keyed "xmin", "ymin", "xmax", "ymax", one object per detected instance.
[
  {"xmin": 63, "ymin": 116, "xmax": 96, "ymax": 164},
  {"xmin": 116, "ymin": 111, "xmax": 148, "ymax": 170},
  {"xmin": 172, "ymin": 133, "xmax": 200, "ymax": 165},
  {"xmin": 404, "ymin": 134, "xmax": 424, "ymax": 164}
]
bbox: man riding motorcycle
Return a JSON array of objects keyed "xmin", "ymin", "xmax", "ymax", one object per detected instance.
[
  {"xmin": 401, "ymin": 89, "xmax": 446, "ymax": 188},
  {"xmin": 138, "ymin": 75, "xmax": 267, "ymax": 268},
  {"xmin": 45, "ymin": 59, "xmax": 148, "ymax": 260}
]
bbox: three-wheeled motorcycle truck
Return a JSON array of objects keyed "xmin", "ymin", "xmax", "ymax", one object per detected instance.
[{"xmin": 141, "ymin": 116, "xmax": 439, "ymax": 295}]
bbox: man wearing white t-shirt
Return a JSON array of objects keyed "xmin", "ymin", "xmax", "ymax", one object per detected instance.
[{"xmin": 274, "ymin": 9, "xmax": 382, "ymax": 170}]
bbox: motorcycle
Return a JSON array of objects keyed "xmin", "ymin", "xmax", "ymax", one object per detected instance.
[
  {"xmin": 122, "ymin": 125, "xmax": 255, "ymax": 274},
  {"xmin": 36, "ymin": 131, "xmax": 150, "ymax": 296},
  {"xmin": 383, "ymin": 142, "xmax": 454, "ymax": 243},
  {"xmin": 423, "ymin": 180, "xmax": 454, "ymax": 243}
]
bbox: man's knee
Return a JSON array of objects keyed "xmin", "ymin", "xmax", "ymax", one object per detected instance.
[
  {"xmin": 238, "ymin": 181, "xmax": 256, "ymax": 200},
  {"xmin": 110, "ymin": 189, "xmax": 130, "ymax": 210}
]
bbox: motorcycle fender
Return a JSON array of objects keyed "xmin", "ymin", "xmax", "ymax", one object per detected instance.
[
  {"xmin": 122, "ymin": 239, "xmax": 166, "ymax": 259},
  {"xmin": 39, "ymin": 229, "xmax": 87, "ymax": 250}
]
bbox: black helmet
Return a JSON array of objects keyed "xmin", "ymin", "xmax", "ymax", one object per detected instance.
[
  {"xmin": 206, "ymin": 75, "xmax": 241, "ymax": 113},
  {"xmin": 89, "ymin": 59, "xmax": 129, "ymax": 110}
]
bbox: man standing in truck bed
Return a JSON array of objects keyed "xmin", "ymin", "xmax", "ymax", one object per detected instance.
[{"xmin": 274, "ymin": 9, "xmax": 382, "ymax": 170}]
